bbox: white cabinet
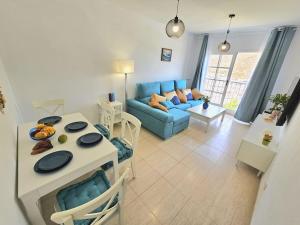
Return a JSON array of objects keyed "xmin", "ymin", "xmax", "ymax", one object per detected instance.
[{"xmin": 236, "ymin": 114, "xmax": 282, "ymax": 175}]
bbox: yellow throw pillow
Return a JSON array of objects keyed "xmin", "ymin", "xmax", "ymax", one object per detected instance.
[
  {"xmin": 149, "ymin": 101, "xmax": 168, "ymax": 112},
  {"xmin": 176, "ymin": 89, "xmax": 187, "ymax": 103},
  {"xmin": 149, "ymin": 94, "xmax": 168, "ymax": 112},
  {"xmin": 192, "ymin": 88, "xmax": 204, "ymax": 100},
  {"xmin": 152, "ymin": 93, "xmax": 167, "ymax": 103}
]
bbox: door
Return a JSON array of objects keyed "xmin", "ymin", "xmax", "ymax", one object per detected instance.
[{"xmin": 203, "ymin": 52, "xmax": 260, "ymax": 112}]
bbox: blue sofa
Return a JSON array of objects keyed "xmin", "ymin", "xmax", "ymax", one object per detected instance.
[{"xmin": 127, "ymin": 79, "xmax": 203, "ymax": 139}]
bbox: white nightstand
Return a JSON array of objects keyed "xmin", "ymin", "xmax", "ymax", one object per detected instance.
[{"xmin": 97, "ymin": 100, "xmax": 123, "ymax": 124}]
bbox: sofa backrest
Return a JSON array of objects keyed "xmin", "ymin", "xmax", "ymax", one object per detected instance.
[
  {"xmin": 136, "ymin": 81, "xmax": 161, "ymax": 99},
  {"xmin": 161, "ymin": 80, "xmax": 175, "ymax": 94},
  {"xmin": 136, "ymin": 79, "xmax": 187, "ymax": 99},
  {"xmin": 175, "ymin": 79, "xmax": 187, "ymax": 90}
]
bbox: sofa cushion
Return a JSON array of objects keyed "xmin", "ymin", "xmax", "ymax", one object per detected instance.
[
  {"xmin": 187, "ymin": 99, "xmax": 204, "ymax": 107},
  {"xmin": 160, "ymin": 100, "xmax": 175, "ymax": 109},
  {"xmin": 174, "ymin": 103, "xmax": 191, "ymax": 110},
  {"xmin": 102, "ymin": 137, "xmax": 133, "ymax": 170},
  {"xmin": 149, "ymin": 94, "xmax": 168, "ymax": 112},
  {"xmin": 57, "ymin": 170, "xmax": 114, "ymax": 225},
  {"xmin": 168, "ymin": 108, "xmax": 190, "ymax": 126},
  {"xmin": 176, "ymin": 89, "xmax": 187, "ymax": 103},
  {"xmin": 192, "ymin": 88, "xmax": 204, "ymax": 100},
  {"xmin": 151, "ymin": 93, "xmax": 167, "ymax": 102},
  {"xmin": 175, "ymin": 80, "xmax": 187, "ymax": 90},
  {"xmin": 138, "ymin": 97, "xmax": 151, "ymax": 105},
  {"xmin": 127, "ymin": 99, "xmax": 173, "ymax": 123},
  {"xmin": 161, "ymin": 80, "xmax": 175, "ymax": 93},
  {"xmin": 182, "ymin": 89, "xmax": 193, "ymax": 100},
  {"xmin": 137, "ymin": 82, "xmax": 161, "ymax": 98},
  {"xmin": 164, "ymin": 91, "xmax": 180, "ymax": 105}
]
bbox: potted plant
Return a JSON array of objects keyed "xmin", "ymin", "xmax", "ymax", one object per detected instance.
[
  {"xmin": 202, "ymin": 96, "xmax": 210, "ymax": 110},
  {"xmin": 269, "ymin": 93, "xmax": 290, "ymax": 118}
]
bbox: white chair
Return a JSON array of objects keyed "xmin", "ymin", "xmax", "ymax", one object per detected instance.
[
  {"xmin": 95, "ymin": 101, "xmax": 115, "ymax": 139},
  {"xmin": 32, "ymin": 99, "xmax": 64, "ymax": 117},
  {"xmin": 51, "ymin": 169, "xmax": 129, "ymax": 225},
  {"xmin": 103, "ymin": 112, "xmax": 141, "ymax": 178}
]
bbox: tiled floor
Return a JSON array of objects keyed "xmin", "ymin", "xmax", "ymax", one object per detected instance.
[
  {"xmin": 42, "ymin": 115, "xmax": 260, "ymax": 225},
  {"xmin": 105, "ymin": 115, "xmax": 260, "ymax": 225}
]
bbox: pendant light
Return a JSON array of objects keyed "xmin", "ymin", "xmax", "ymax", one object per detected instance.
[
  {"xmin": 166, "ymin": 0, "xmax": 185, "ymax": 38},
  {"xmin": 218, "ymin": 14, "xmax": 236, "ymax": 53}
]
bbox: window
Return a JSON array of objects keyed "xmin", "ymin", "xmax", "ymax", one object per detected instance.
[
  {"xmin": 203, "ymin": 52, "xmax": 261, "ymax": 111},
  {"xmin": 203, "ymin": 54, "xmax": 233, "ymax": 104}
]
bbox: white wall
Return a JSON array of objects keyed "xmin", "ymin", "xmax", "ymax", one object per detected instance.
[
  {"xmin": 0, "ymin": 0, "xmax": 197, "ymax": 123},
  {"xmin": 0, "ymin": 58, "xmax": 27, "ymax": 224},
  {"xmin": 251, "ymin": 105, "xmax": 300, "ymax": 225},
  {"xmin": 198, "ymin": 30, "xmax": 269, "ymax": 92},
  {"xmin": 182, "ymin": 34, "xmax": 204, "ymax": 87},
  {"xmin": 207, "ymin": 30, "xmax": 269, "ymax": 54},
  {"xmin": 272, "ymin": 29, "xmax": 300, "ymax": 94}
]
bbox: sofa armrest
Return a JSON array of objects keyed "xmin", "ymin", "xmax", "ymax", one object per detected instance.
[{"xmin": 127, "ymin": 99, "xmax": 173, "ymax": 123}]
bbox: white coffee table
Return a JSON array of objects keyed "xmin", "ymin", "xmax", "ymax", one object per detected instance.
[{"xmin": 187, "ymin": 104, "xmax": 226, "ymax": 132}]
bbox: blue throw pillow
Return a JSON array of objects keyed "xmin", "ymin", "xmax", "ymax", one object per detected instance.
[
  {"xmin": 160, "ymin": 101, "xmax": 175, "ymax": 109},
  {"xmin": 171, "ymin": 96, "xmax": 180, "ymax": 105},
  {"xmin": 186, "ymin": 93, "xmax": 193, "ymax": 100}
]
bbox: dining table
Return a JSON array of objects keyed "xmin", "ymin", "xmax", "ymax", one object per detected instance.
[{"xmin": 17, "ymin": 113, "xmax": 119, "ymax": 225}]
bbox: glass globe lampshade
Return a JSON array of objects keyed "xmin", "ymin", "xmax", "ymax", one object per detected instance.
[
  {"xmin": 218, "ymin": 40, "xmax": 231, "ymax": 53},
  {"xmin": 166, "ymin": 16, "xmax": 185, "ymax": 39}
]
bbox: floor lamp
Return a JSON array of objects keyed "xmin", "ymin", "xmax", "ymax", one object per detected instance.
[{"xmin": 113, "ymin": 59, "xmax": 135, "ymax": 111}]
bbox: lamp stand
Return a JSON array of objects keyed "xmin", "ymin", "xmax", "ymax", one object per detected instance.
[{"xmin": 124, "ymin": 73, "xmax": 128, "ymax": 112}]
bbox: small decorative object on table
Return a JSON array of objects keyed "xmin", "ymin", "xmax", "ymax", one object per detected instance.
[
  {"xmin": 202, "ymin": 96, "xmax": 210, "ymax": 110},
  {"xmin": 58, "ymin": 134, "xmax": 68, "ymax": 144},
  {"xmin": 31, "ymin": 140, "xmax": 53, "ymax": 155},
  {"xmin": 262, "ymin": 130, "xmax": 273, "ymax": 146},
  {"xmin": 0, "ymin": 86, "xmax": 6, "ymax": 114},
  {"xmin": 108, "ymin": 92, "xmax": 115, "ymax": 102},
  {"xmin": 29, "ymin": 124, "xmax": 56, "ymax": 141}
]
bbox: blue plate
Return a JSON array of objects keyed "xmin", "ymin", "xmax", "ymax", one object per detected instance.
[
  {"xmin": 29, "ymin": 128, "xmax": 56, "ymax": 141},
  {"xmin": 34, "ymin": 150, "xmax": 73, "ymax": 173},
  {"xmin": 77, "ymin": 133, "xmax": 103, "ymax": 147},
  {"xmin": 38, "ymin": 116, "xmax": 62, "ymax": 125},
  {"xmin": 65, "ymin": 121, "xmax": 88, "ymax": 132}
]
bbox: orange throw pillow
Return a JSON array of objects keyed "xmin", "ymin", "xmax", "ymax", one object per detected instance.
[
  {"xmin": 149, "ymin": 94, "xmax": 168, "ymax": 112},
  {"xmin": 192, "ymin": 88, "xmax": 204, "ymax": 100},
  {"xmin": 176, "ymin": 90, "xmax": 187, "ymax": 103}
]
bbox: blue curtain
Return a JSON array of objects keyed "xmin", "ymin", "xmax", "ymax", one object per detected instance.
[
  {"xmin": 234, "ymin": 26, "xmax": 296, "ymax": 123},
  {"xmin": 191, "ymin": 34, "xmax": 209, "ymax": 89}
]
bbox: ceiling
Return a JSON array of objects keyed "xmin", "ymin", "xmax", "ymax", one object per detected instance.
[{"xmin": 110, "ymin": 0, "xmax": 300, "ymax": 33}]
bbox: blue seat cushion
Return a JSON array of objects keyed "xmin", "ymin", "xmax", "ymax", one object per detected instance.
[
  {"xmin": 138, "ymin": 97, "xmax": 151, "ymax": 105},
  {"xmin": 168, "ymin": 108, "xmax": 190, "ymax": 126},
  {"xmin": 160, "ymin": 100, "xmax": 175, "ymax": 109},
  {"xmin": 57, "ymin": 170, "xmax": 115, "ymax": 225},
  {"xmin": 187, "ymin": 99, "xmax": 204, "ymax": 107},
  {"xmin": 175, "ymin": 80, "xmax": 187, "ymax": 90},
  {"xmin": 136, "ymin": 82, "xmax": 161, "ymax": 98},
  {"xmin": 94, "ymin": 124, "xmax": 110, "ymax": 139},
  {"xmin": 102, "ymin": 137, "xmax": 133, "ymax": 170},
  {"xmin": 161, "ymin": 80, "xmax": 175, "ymax": 93},
  {"xmin": 174, "ymin": 103, "xmax": 191, "ymax": 110}
]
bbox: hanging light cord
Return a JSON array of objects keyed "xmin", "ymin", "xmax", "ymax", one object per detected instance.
[
  {"xmin": 225, "ymin": 14, "xmax": 235, "ymax": 41},
  {"xmin": 176, "ymin": 0, "xmax": 180, "ymax": 17}
]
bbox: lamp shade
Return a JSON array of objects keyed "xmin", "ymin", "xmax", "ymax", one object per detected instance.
[
  {"xmin": 218, "ymin": 41, "xmax": 231, "ymax": 53},
  {"xmin": 113, "ymin": 60, "xmax": 135, "ymax": 74},
  {"xmin": 166, "ymin": 16, "xmax": 185, "ymax": 39}
]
